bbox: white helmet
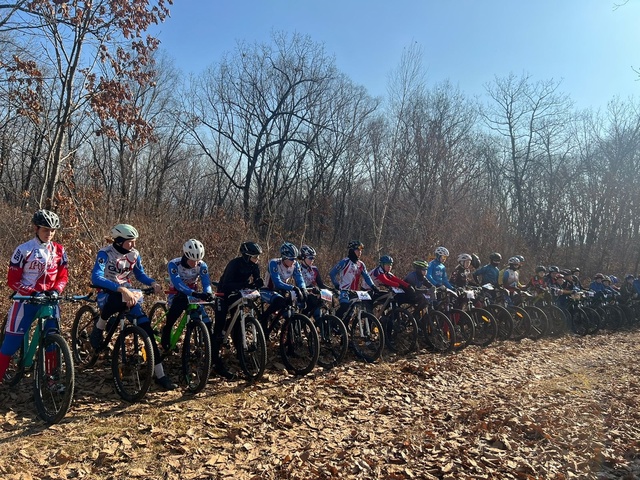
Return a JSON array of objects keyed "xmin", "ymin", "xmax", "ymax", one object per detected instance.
[
  {"xmin": 183, "ymin": 239, "xmax": 205, "ymax": 261},
  {"xmin": 435, "ymin": 246, "xmax": 449, "ymax": 257},
  {"xmin": 457, "ymin": 253, "xmax": 472, "ymax": 263},
  {"xmin": 508, "ymin": 256, "xmax": 521, "ymax": 266},
  {"xmin": 111, "ymin": 224, "xmax": 139, "ymax": 240}
]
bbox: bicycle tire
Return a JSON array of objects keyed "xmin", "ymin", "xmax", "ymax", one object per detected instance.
[
  {"xmin": 181, "ymin": 319, "xmax": 212, "ymax": 394},
  {"xmin": 508, "ymin": 306, "xmax": 531, "ymax": 341},
  {"xmin": 468, "ymin": 308, "xmax": 498, "ymax": 347},
  {"xmin": 523, "ymin": 305, "xmax": 549, "ymax": 340},
  {"xmin": 384, "ymin": 307, "xmax": 419, "ymax": 355},
  {"xmin": 571, "ymin": 307, "xmax": 590, "ymax": 336},
  {"xmin": 485, "ymin": 304, "xmax": 513, "ymax": 340},
  {"xmin": 33, "ymin": 333, "xmax": 75, "ymax": 424},
  {"xmin": 71, "ymin": 304, "xmax": 100, "ymax": 369},
  {"xmin": 112, "ymin": 325, "xmax": 154, "ymax": 402},
  {"xmin": 315, "ymin": 314, "xmax": 348, "ymax": 369},
  {"xmin": 600, "ymin": 305, "xmax": 623, "ymax": 331},
  {"xmin": 148, "ymin": 301, "xmax": 168, "ymax": 338},
  {"xmin": 421, "ymin": 310, "xmax": 455, "ymax": 353},
  {"xmin": 542, "ymin": 304, "xmax": 568, "ymax": 336},
  {"xmin": 0, "ymin": 315, "xmax": 24, "ymax": 386},
  {"xmin": 447, "ymin": 309, "xmax": 475, "ymax": 350},
  {"xmin": 349, "ymin": 311, "xmax": 385, "ymax": 362},
  {"xmin": 236, "ymin": 315, "xmax": 267, "ymax": 381},
  {"xmin": 279, "ymin": 313, "xmax": 319, "ymax": 376},
  {"xmin": 582, "ymin": 306, "xmax": 601, "ymax": 335}
]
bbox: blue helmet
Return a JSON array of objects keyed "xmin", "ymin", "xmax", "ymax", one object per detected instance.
[
  {"xmin": 280, "ymin": 242, "xmax": 298, "ymax": 260},
  {"xmin": 379, "ymin": 255, "xmax": 394, "ymax": 266}
]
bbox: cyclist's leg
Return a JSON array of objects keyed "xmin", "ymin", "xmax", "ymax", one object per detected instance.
[
  {"xmin": 90, "ymin": 291, "xmax": 126, "ymax": 348},
  {"xmin": 0, "ymin": 302, "xmax": 36, "ymax": 380},
  {"xmin": 161, "ymin": 294, "xmax": 187, "ymax": 351},
  {"xmin": 335, "ymin": 291, "xmax": 350, "ymax": 320}
]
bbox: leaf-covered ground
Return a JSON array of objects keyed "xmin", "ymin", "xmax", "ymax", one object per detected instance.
[{"xmin": 1, "ymin": 332, "xmax": 639, "ymax": 480}]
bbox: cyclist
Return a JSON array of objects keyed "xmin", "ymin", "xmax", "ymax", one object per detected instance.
[
  {"xmin": 404, "ymin": 260, "xmax": 433, "ymax": 290},
  {"xmin": 0, "ymin": 210, "xmax": 68, "ymax": 382},
  {"xmin": 449, "ymin": 253, "xmax": 475, "ymax": 288},
  {"xmin": 259, "ymin": 242, "xmax": 307, "ymax": 329},
  {"xmin": 589, "ymin": 273, "xmax": 607, "ymax": 293},
  {"xmin": 499, "ymin": 257, "xmax": 524, "ymax": 291},
  {"xmin": 472, "ymin": 252, "xmax": 502, "ymax": 286},
  {"xmin": 329, "ymin": 240, "xmax": 380, "ymax": 320},
  {"xmin": 369, "ymin": 255, "xmax": 416, "ymax": 301},
  {"xmin": 160, "ymin": 239, "xmax": 214, "ymax": 354},
  {"xmin": 545, "ymin": 266, "xmax": 561, "ymax": 286},
  {"xmin": 527, "ymin": 266, "xmax": 548, "ymax": 295},
  {"xmin": 89, "ymin": 224, "xmax": 176, "ymax": 391},
  {"xmin": 620, "ymin": 274, "xmax": 637, "ymax": 302},
  {"xmin": 297, "ymin": 245, "xmax": 329, "ymax": 320},
  {"xmin": 214, "ymin": 241, "xmax": 264, "ymax": 378},
  {"xmin": 426, "ymin": 247, "xmax": 454, "ymax": 290}
]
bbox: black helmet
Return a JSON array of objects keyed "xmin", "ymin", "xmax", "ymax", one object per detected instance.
[
  {"xmin": 33, "ymin": 209, "xmax": 60, "ymax": 229},
  {"xmin": 240, "ymin": 241, "xmax": 262, "ymax": 256},
  {"xmin": 489, "ymin": 252, "xmax": 502, "ymax": 264},
  {"xmin": 413, "ymin": 260, "xmax": 429, "ymax": 270},
  {"xmin": 625, "ymin": 274, "xmax": 635, "ymax": 281},
  {"xmin": 548, "ymin": 265, "xmax": 560, "ymax": 273},
  {"xmin": 280, "ymin": 242, "xmax": 299, "ymax": 260},
  {"xmin": 348, "ymin": 240, "xmax": 364, "ymax": 251},
  {"xmin": 299, "ymin": 245, "xmax": 317, "ymax": 259},
  {"xmin": 379, "ymin": 255, "xmax": 394, "ymax": 266},
  {"xmin": 535, "ymin": 265, "xmax": 547, "ymax": 273},
  {"xmin": 470, "ymin": 254, "xmax": 481, "ymax": 269}
]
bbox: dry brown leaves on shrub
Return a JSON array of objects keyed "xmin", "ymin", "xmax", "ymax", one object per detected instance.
[{"xmin": 0, "ymin": 332, "xmax": 640, "ymax": 479}]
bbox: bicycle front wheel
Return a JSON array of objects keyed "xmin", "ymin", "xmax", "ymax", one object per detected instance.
[
  {"xmin": 34, "ymin": 333, "xmax": 75, "ymax": 424},
  {"xmin": 508, "ymin": 306, "xmax": 531, "ymax": 341},
  {"xmin": 386, "ymin": 307, "xmax": 419, "ymax": 356},
  {"xmin": 469, "ymin": 308, "xmax": 498, "ymax": 347},
  {"xmin": 447, "ymin": 309, "xmax": 475, "ymax": 350},
  {"xmin": 523, "ymin": 305, "xmax": 549, "ymax": 340},
  {"xmin": 316, "ymin": 314, "xmax": 348, "ymax": 369},
  {"xmin": 236, "ymin": 316, "xmax": 267, "ymax": 382},
  {"xmin": 181, "ymin": 319, "xmax": 212, "ymax": 394},
  {"xmin": 485, "ymin": 304, "xmax": 513, "ymax": 340},
  {"xmin": 421, "ymin": 311, "xmax": 455, "ymax": 354},
  {"xmin": 71, "ymin": 304, "xmax": 100, "ymax": 368},
  {"xmin": 112, "ymin": 325, "xmax": 154, "ymax": 402},
  {"xmin": 280, "ymin": 314, "xmax": 319, "ymax": 376},
  {"xmin": 349, "ymin": 311, "xmax": 385, "ymax": 363}
]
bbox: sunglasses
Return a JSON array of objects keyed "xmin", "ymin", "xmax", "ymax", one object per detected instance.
[{"xmin": 306, "ymin": 256, "xmax": 316, "ymax": 260}]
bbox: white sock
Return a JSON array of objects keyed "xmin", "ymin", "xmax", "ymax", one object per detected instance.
[{"xmin": 154, "ymin": 363, "xmax": 165, "ymax": 378}]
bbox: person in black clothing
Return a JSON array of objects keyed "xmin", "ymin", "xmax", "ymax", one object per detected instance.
[{"xmin": 213, "ymin": 241, "xmax": 264, "ymax": 377}]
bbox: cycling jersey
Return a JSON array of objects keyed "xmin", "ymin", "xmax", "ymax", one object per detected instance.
[
  {"xmin": 404, "ymin": 270, "xmax": 432, "ymax": 288},
  {"xmin": 501, "ymin": 268, "xmax": 519, "ymax": 288},
  {"xmin": 473, "ymin": 264, "xmax": 499, "ymax": 286},
  {"xmin": 449, "ymin": 265, "xmax": 472, "ymax": 288},
  {"xmin": 369, "ymin": 265, "xmax": 409, "ymax": 289},
  {"xmin": 330, "ymin": 257, "xmax": 375, "ymax": 291},
  {"xmin": 167, "ymin": 257, "xmax": 212, "ymax": 297},
  {"xmin": 299, "ymin": 263, "xmax": 327, "ymax": 289},
  {"xmin": 8, "ymin": 237, "xmax": 68, "ymax": 295},
  {"xmin": 91, "ymin": 244, "xmax": 156, "ymax": 292},
  {"xmin": 426, "ymin": 260, "xmax": 453, "ymax": 289},
  {"xmin": 264, "ymin": 258, "xmax": 306, "ymax": 291}
]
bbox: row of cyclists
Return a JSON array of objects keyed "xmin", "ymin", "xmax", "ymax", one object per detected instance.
[{"xmin": 3, "ymin": 209, "xmax": 638, "ymax": 397}]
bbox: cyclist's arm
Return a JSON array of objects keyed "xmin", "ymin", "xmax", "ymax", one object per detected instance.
[
  {"xmin": 269, "ymin": 259, "xmax": 294, "ymax": 291},
  {"xmin": 91, "ymin": 251, "xmax": 122, "ymax": 292},
  {"xmin": 52, "ymin": 244, "xmax": 69, "ymax": 293},
  {"xmin": 292, "ymin": 262, "xmax": 306, "ymax": 290},
  {"xmin": 7, "ymin": 246, "xmax": 34, "ymax": 295},
  {"xmin": 168, "ymin": 260, "xmax": 194, "ymax": 296},
  {"xmin": 199, "ymin": 262, "xmax": 213, "ymax": 294},
  {"xmin": 132, "ymin": 255, "xmax": 156, "ymax": 287},
  {"xmin": 360, "ymin": 263, "xmax": 376, "ymax": 289}
]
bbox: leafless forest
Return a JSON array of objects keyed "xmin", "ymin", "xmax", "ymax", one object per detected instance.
[{"xmin": 1, "ymin": 1, "xmax": 640, "ymax": 283}]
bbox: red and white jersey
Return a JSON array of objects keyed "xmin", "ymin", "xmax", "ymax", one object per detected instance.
[{"xmin": 7, "ymin": 237, "xmax": 69, "ymax": 295}]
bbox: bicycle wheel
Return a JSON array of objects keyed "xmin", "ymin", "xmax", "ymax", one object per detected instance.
[
  {"xmin": 447, "ymin": 309, "xmax": 475, "ymax": 350},
  {"xmin": 349, "ymin": 311, "xmax": 385, "ymax": 362},
  {"xmin": 600, "ymin": 305, "xmax": 623, "ymax": 331},
  {"xmin": 315, "ymin": 314, "xmax": 348, "ymax": 369},
  {"xmin": 421, "ymin": 310, "xmax": 455, "ymax": 353},
  {"xmin": 582, "ymin": 307, "xmax": 601, "ymax": 335},
  {"xmin": 236, "ymin": 316, "xmax": 267, "ymax": 381},
  {"xmin": 181, "ymin": 319, "xmax": 212, "ymax": 394},
  {"xmin": 71, "ymin": 304, "xmax": 100, "ymax": 368},
  {"xmin": 279, "ymin": 313, "xmax": 319, "ymax": 376},
  {"xmin": 523, "ymin": 305, "xmax": 549, "ymax": 340},
  {"xmin": 385, "ymin": 307, "xmax": 419, "ymax": 355},
  {"xmin": 112, "ymin": 325, "xmax": 154, "ymax": 402},
  {"xmin": 485, "ymin": 304, "xmax": 513, "ymax": 340},
  {"xmin": 148, "ymin": 301, "xmax": 168, "ymax": 339},
  {"xmin": 508, "ymin": 306, "xmax": 531, "ymax": 341},
  {"xmin": 542, "ymin": 305, "xmax": 568, "ymax": 336},
  {"xmin": 33, "ymin": 333, "xmax": 75, "ymax": 424},
  {"xmin": 0, "ymin": 316, "xmax": 24, "ymax": 386},
  {"xmin": 468, "ymin": 308, "xmax": 498, "ymax": 347},
  {"xmin": 571, "ymin": 307, "xmax": 589, "ymax": 336}
]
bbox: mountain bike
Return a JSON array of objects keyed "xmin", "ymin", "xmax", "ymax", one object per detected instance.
[
  {"xmin": 147, "ymin": 296, "xmax": 213, "ymax": 394},
  {"xmin": 262, "ymin": 290, "xmax": 319, "ymax": 375},
  {"xmin": 372, "ymin": 287, "xmax": 419, "ymax": 355},
  {"xmin": 518, "ymin": 291, "xmax": 550, "ymax": 340},
  {"xmin": 309, "ymin": 288, "xmax": 348, "ymax": 369},
  {"xmin": 71, "ymin": 287, "xmax": 155, "ymax": 402},
  {"xmin": 433, "ymin": 287, "xmax": 475, "ymax": 350},
  {"xmin": 494, "ymin": 288, "xmax": 532, "ymax": 341},
  {"xmin": 338, "ymin": 290, "xmax": 385, "ymax": 362},
  {"xmin": 532, "ymin": 290, "xmax": 569, "ymax": 336},
  {"xmin": 409, "ymin": 289, "xmax": 456, "ymax": 354},
  {"xmin": 458, "ymin": 287, "xmax": 498, "ymax": 347},
  {"xmin": 0, "ymin": 293, "xmax": 89, "ymax": 423},
  {"xmin": 475, "ymin": 284, "xmax": 513, "ymax": 340}
]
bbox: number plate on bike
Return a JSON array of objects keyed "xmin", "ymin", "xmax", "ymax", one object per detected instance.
[
  {"xmin": 355, "ymin": 291, "xmax": 371, "ymax": 301},
  {"xmin": 391, "ymin": 287, "xmax": 404, "ymax": 294},
  {"xmin": 240, "ymin": 289, "xmax": 260, "ymax": 300},
  {"xmin": 320, "ymin": 289, "xmax": 333, "ymax": 302}
]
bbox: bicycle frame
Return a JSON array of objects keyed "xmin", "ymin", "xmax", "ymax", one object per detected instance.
[{"xmin": 224, "ymin": 289, "xmax": 261, "ymax": 350}]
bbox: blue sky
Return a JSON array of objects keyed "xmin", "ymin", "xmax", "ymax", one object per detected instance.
[{"xmin": 150, "ymin": 0, "xmax": 640, "ymax": 110}]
